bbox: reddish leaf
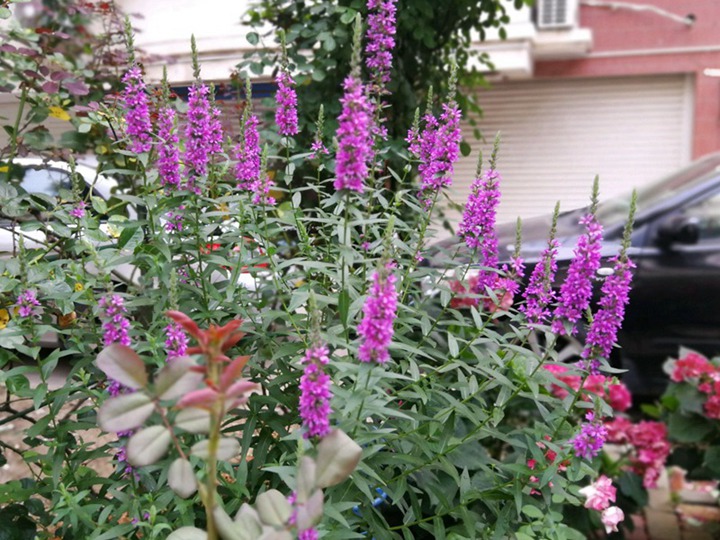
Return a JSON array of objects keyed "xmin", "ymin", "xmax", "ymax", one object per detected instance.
[
  {"xmin": 64, "ymin": 79, "xmax": 90, "ymax": 96},
  {"xmin": 219, "ymin": 355, "xmax": 251, "ymax": 390},
  {"xmin": 41, "ymin": 81, "xmax": 59, "ymax": 94},
  {"xmin": 177, "ymin": 388, "xmax": 219, "ymax": 410}
]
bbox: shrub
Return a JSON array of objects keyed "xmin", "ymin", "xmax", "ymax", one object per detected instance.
[{"xmin": 0, "ymin": 4, "xmax": 639, "ymax": 539}]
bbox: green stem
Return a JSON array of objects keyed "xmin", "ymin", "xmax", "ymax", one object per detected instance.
[{"xmin": 7, "ymin": 86, "xmax": 28, "ymax": 166}]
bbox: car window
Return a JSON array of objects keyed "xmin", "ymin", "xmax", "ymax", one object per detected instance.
[
  {"xmin": 680, "ymin": 191, "xmax": 720, "ymax": 242},
  {"xmin": 596, "ymin": 153, "xmax": 720, "ymax": 227},
  {"xmin": 16, "ymin": 167, "xmax": 75, "ymax": 196}
]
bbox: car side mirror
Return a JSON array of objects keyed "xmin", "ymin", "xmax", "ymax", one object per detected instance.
[{"xmin": 656, "ymin": 215, "xmax": 700, "ymax": 247}]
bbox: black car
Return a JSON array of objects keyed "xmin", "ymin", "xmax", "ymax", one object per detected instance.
[{"xmin": 434, "ymin": 151, "xmax": 720, "ymax": 397}]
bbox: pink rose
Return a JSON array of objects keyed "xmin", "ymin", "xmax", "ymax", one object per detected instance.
[
  {"xmin": 601, "ymin": 506, "xmax": 624, "ymax": 534},
  {"xmin": 578, "ymin": 475, "xmax": 616, "ymax": 511}
]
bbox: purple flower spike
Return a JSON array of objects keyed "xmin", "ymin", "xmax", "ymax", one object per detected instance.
[
  {"xmin": 582, "ymin": 256, "xmax": 635, "ymax": 373},
  {"xmin": 16, "ymin": 289, "xmax": 41, "ymax": 317},
  {"xmin": 235, "ymin": 114, "xmax": 261, "ymax": 191},
  {"xmin": 408, "ymin": 102, "xmax": 462, "ymax": 207},
  {"xmin": 157, "ymin": 107, "xmax": 182, "ymax": 189},
  {"xmin": 552, "ymin": 214, "xmax": 603, "ymax": 335},
  {"xmin": 298, "ymin": 529, "xmax": 319, "ymax": 540},
  {"xmin": 69, "ymin": 201, "xmax": 86, "ymax": 219},
  {"xmin": 98, "ymin": 294, "xmax": 131, "ymax": 347},
  {"xmin": 334, "ymin": 76, "xmax": 374, "ymax": 193},
  {"xmin": 121, "ymin": 66, "xmax": 153, "ymax": 154},
  {"xmin": 459, "ymin": 168, "xmax": 501, "ymax": 290},
  {"xmin": 365, "ymin": 0, "xmax": 397, "ymax": 90},
  {"xmin": 165, "ymin": 321, "xmax": 188, "ymax": 360},
  {"xmin": 520, "ymin": 240, "xmax": 559, "ymax": 325},
  {"xmin": 251, "ymin": 173, "xmax": 276, "ymax": 207},
  {"xmin": 573, "ymin": 412, "xmax": 608, "ymax": 460},
  {"xmin": 275, "ymin": 70, "xmax": 299, "ymax": 136},
  {"xmin": 183, "ymin": 83, "xmax": 215, "ymax": 192},
  {"xmin": 299, "ymin": 344, "xmax": 332, "ymax": 439},
  {"xmin": 357, "ymin": 265, "xmax": 398, "ymax": 364}
]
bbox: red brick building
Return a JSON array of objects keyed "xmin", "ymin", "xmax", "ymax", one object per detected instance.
[{"xmin": 452, "ymin": 0, "xmax": 720, "ymax": 224}]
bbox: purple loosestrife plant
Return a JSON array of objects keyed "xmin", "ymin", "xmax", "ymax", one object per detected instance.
[
  {"xmin": 98, "ymin": 294, "xmax": 131, "ymax": 349},
  {"xmin": 251, "ymin": 146, "xmax": 276, "ymax": 206},
  {"xmin": 69, "ymin": 201, "xmax": 86, "ymax": 220},
  {"xmin": 235, "ymin": 113, "xmax": 261, "ymax": 190},
  {"xmin": 552, "ymin": 213, "xmax": 603, "ymax": 335},
  {"xmin": 520, "ymin": 203, "xmax": 560, "ymax": 325},
  {"xmin": 235, "ymin": 79, "xmax": 262, "ymax": 191},
  {"xmin": 573, "ymin": 412, "xmax": 608, "ymax": 460},
  {"xmin": 358, "ymin": 263, "xmax": 398, "ymax": 364},
  {"xmin": 334, "ymin": 14, "xmax": 374, "ymax": 193},
  {"xmin": 309, "ymin": 105, "xmax": 329, "ymax": 159},
  {"xmin": 275, "ymin": 70, "xmax": 299, "ymax": 137},
  {"xmin": 408, "ymin": 82, "xmax": 462, "ymax": 207},
  {"xmin": 183, "ymin": 83, "xmax": 214, "ymax": 192},
  {"xmin": 121, "ymin": 66, "xmax": 153, "ymax": 154},
  {"xmin": 552, "ymin": 179, "xmax": 603, "ymax": 335},
  {"xmin": 299, "ymin": 344, "xmax": 332, "ymax": 439},
  {"xmin": 582, "ymin": 256, "xmax": 635, "ymax": 374},
  {"xmin": 365, "ymin": 0, "xmax": 397, "ymax": 90},
  {"xmin": 459, "ymin": 150, "xmax": 501, "ymax": 291},
  {"xmin": 157, "ymin": 106, "xmax": 181, "ymax": 189},
  {"xmin": 98, "ymin": 294, "xmax": 131, "ymax": 398},
  {"xmin": 334, "ymin": 75, "xmax": 374, "ymax": 193},
  {"xmin": 582, "ymin": 191, "xmax": 637, "ymax": 374},
  {"xmin": 16, "ymin": 289, "xmax": 40, "ymax": 317},
  {"xmin": 164, "ymin": 321, "xmax": 188, "ymax": 360}
]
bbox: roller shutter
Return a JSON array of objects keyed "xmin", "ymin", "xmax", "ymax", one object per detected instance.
[{"xmin": 448, "ymin": 74, "xmax": 693, "ymax": 226}]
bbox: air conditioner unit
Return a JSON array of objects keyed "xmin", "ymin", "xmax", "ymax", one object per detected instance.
[{"xmin": 537, "ymin": 0, "xmax": 577, "ymax": 30}]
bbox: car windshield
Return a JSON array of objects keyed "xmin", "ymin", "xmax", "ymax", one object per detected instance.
[
  {"xmin": 19, "ymin": 167, "xmax": 74, "ymax": 196},
  {"xmin": 591, "ymin": 153, "xmax": 720, "ymax": 227}
]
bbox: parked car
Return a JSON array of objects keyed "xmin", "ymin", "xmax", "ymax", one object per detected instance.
[{"xmin": 431, "ymin": 151, "xmax": 720, "ymax": 397}]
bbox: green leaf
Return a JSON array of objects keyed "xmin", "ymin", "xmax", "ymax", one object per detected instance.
[
  {"xmin": 247, "ymin": 32, "xmax": 259, "ymax": 45},
  {"xmin": 315, "ymin": 429, "xmax": 362, "ymax": 488},
  {"xmin": 255, "ymin": 489, "xmax": 292, "ymax": 527},
  {"xmin": 97, "ymin": 392, "xmax": 154, "ymax": 433},
  {"xmin": 175, "ymin": 407, "xmax": 211, "ymax": 434},
  {"xmin": 167, "ymin": 527, "xmax": 207, "ymax": 540},
  {"xmin": 168, "ymin": 458, "xmax": 197, "ymax": 498},
  {"xmin": 521, "ymin": 505, "xmax": 544, "ymax": 520},
  {"xmin": 191, "ymin": 438, "xmax": 240, "ymax": 461},
  {"xmin": 95, "ymin": 344, "xmax": 148, "ymax": 390},
  {"xmin": 668, "ymin": 412, "xmax": 714, "ymax": 443},
  {"xmin": 91, "ymin": 196, "xmax": 108, "ymax": 214},
  {"xmin": 155, "ymin": 356, "xmax": 203, "ymax": 401},
  {"xmin": 126, "ymin": 425, "xmax": 171, "ymax": 467}
]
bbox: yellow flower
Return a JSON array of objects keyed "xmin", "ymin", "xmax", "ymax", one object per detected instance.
[
  {"xmin": 74, "ymin": 282, "xmax": 84, "ymax": 292},
  {"xmin": 48, "ymin": 106, "xmax": 71, "ymax": 121},
  {"xmin": 0, "ymin": 308, "xmax": 9, "ymax": 329}
]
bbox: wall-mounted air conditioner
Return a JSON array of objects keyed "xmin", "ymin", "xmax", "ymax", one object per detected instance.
[{"xmin": 536, "ymin": 0, "xmax": 577, "ymax": 30}]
